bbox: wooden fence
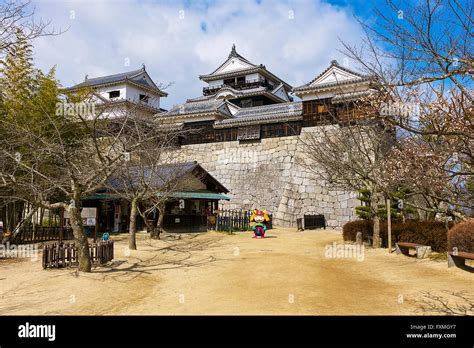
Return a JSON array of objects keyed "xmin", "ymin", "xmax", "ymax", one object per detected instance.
[
  {"xmin": 12, "ymin": 227, "xmax": 73, "ymax": 244},
  {"xmin": 215, "ymin": 209, "xmax": 273, "ymax": 232},
  {"xmin": 42, "ymin": 240, "xmax": 114, "ymax": 269}
]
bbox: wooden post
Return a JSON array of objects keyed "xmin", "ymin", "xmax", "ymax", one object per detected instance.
[
  {"xmin": 94, "ymin": 205, "xmax": 99, "ymax": 243},
  {"xmin": 59, "ymin": 208, "xmax": 64, "ymax": 244},
  {"xmin": 386, "ymin": 198, "xmax": 392, "ymax": 253}
]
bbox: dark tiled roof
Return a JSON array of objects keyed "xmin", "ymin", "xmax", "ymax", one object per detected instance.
[
  {"xmin": 84, "ymin": 68, "xmax": 143, "ymax": 86},
  {"xmin": 108, "ymin": 161, "xmax": 228, "ymax": 194},
  {"xmin": 214, "ymin": 102, "xmax": 302, "ymax": 128},
  {"xmin": 109, "ymin": 161, "xmax": 197, "ymax": 190},
  {"xmin": 67, "ymin": 67, "xmax": 167, "ymax": 96},
  {"xmin": 164, "ymin": 99, "xmax": 232, "ymax": 117}
]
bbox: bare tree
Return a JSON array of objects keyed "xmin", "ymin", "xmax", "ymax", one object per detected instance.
[
  {"xmin": 339, "ymin": 0, "xmax": 473, "ymax": 219},
  {"xmin": 0, "ymin": 89, "xmax": 168, "ymax": 271},
  {"xmin": 105, "ymin": 117, "xmax": 188, "ymax": 248},
  {"xmin": 299, "ymin": 99, "xmax": 395, "ymax": 247},
  {"xmin": 0, "ymin": 0, "xmax": 59, "ymax": 53},
  {"xmin": 137, "ymin": 162, "xmax": 201, "ymax": 241}
]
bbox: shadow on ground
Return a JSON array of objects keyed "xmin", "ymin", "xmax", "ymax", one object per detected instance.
[
  {"xmin": 84, "ymin": 234, "xmax": 236, "ymax": 282},
  {"xmin": 413, "ymin": 290, "xmax": 474, "ymax": 315}
]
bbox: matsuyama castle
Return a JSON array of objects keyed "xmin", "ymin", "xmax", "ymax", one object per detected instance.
[
  {"xmin": 67, "ymin": 45, "xmax": 376, "ymax": 229},
  {"xmin": 68, "ymin": 44, "xmax": 375, "ymax": 142}
]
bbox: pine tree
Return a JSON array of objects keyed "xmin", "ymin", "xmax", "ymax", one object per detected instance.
[
  {"xmin": 355, "ymin": 187, "xmax": 416, "ymax": 221},
  {"xmin": 355, "ymin": 189, "xmax": 373, "ymax": 220}
]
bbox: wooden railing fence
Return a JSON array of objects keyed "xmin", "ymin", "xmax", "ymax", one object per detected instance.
[{"xmin": 42, "ymin": 240, "xmax": 114, "ymax": 269}]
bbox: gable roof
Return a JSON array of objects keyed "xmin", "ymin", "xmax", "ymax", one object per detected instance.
[
  {"xmin": 206, "ymin": 44, "xmax": 258, "ymax": 77},
  {"xmin": 293, "ymin": 60, "xmax": 372, "ymax": 93},
  {"xmin": 67, "ymin": 66, "xmax": 168, "ymax": 97},
  {"xmin": 199, "ymin": 45, "xmax": 292, "ymax": 90}
]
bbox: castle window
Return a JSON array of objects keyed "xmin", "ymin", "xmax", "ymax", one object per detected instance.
[
  {"xmin": 108, "ymin": 90, "xmax": 120, "ymax": 99},
  {"xmin": 318, "ymin": 104, "xmax": 328, "ymax": 113},
  {"xmin": 139, "ymin": 94, "xmax": 149, "ymax": 103},
  {"xmin": 237, "ymin": 125, "xmax": 260, "ymax": 140},
  {"xmin": 224, "ymin": 78, "xmax": 235, "ymax": 86},
  {"xmin": 261, "ymin": 122, "xmax": 301, "ymax": 138},
  {"xmin": 302, "ymin": 99, "xmax": 335, "ymax": 126}
]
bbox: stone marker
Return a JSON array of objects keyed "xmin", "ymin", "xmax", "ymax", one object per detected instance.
[
  {"xmin": 416, "ymin": 246, "xmax": 432, "ymax": 259},
  {"xmin": 356, "ymin": 232, "xmax": 362, "ymax": 246}
]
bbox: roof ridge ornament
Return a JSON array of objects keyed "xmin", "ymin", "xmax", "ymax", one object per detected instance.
[
  {"xmin": 228, "ymin": 43, "xmax": 238, "ymax": 58},
  {"xmin": 330, "ymin": 59, "xmax": 339, "ymax": 66},
  {"xmin": 141, "ymin": 63, "xmax": 146, "ymax": 71}
]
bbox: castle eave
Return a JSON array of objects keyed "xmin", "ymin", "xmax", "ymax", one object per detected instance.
[{"xmin": 292, "ymin": 78, "xmax": 372, "ymax": 96}]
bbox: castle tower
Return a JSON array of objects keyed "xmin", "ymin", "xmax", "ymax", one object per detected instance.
[{"xmin": 196, "ymin": 44, "xmax": 293, "ymax": 108}]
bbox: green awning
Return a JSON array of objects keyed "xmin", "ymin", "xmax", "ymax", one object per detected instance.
[
  {"xmin": 160, "ymin": 191, "xmax": 230, "ymax": 200},
  {"xmin": 82, "ymin": 193, "xmax": 120, "ymax": 200}
]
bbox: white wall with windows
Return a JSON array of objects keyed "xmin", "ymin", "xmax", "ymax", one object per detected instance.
[{"xmin": 93, "ymin": 84, "xmax": 161, "ymax": 110}]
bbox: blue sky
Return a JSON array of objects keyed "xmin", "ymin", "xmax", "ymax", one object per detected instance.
[{"xmin": 32, "ymin": 0, "xmax": 383, "ymax": 108}]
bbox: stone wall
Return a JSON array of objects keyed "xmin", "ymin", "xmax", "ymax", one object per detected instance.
[{"xmin": 166, "ymin": 126, "xmax": 359, "ymax": 229}]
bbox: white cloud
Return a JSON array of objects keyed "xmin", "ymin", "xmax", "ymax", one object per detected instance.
[{"xmin": 32, "ymin": 0, "xmax": 365, "ymax": 108}]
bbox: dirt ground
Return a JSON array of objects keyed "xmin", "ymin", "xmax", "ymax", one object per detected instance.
[{"xmin": 0, "ymin": 228, "xmax": 473, "ymax": 315}]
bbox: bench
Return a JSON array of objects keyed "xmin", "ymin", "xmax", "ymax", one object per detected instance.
[
  {"xmin": 396, "ymin": 242, "xmax": 432, "ymax": 259},
  {"xmin": 447, "ymin": 251, "xmax": 474, "ymax": 269}
]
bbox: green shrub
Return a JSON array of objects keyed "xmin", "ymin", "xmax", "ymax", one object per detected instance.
[
  {"xmin": 448, "ymin": 220, "xmax": 474, "ymax": 253},
  {"xmin": 342, "ymin": 219, "xmax": 452, "ymax": 252},
  {"xmin": 381, "ymin": 220, "xmax": 452, "ymax": 252}
]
